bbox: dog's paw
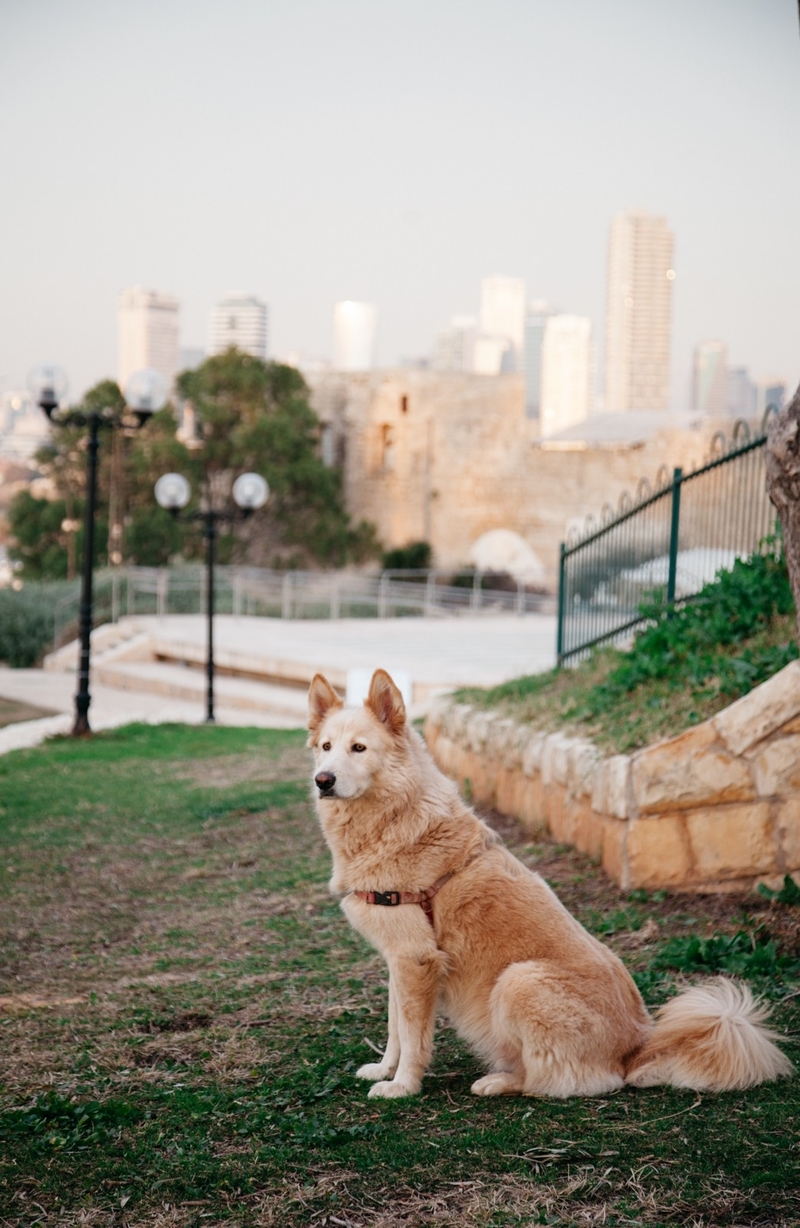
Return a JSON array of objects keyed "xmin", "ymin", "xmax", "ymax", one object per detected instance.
[
  {"xmin": 356, "ymin": 1062, "xmax": 396, "ymax": 1082},
  {"xmin": 470, "ymin": 1072, "xmax": 521, "ymax": 1096},
  {"xmin": 367, "ymin": 1079, "xmax": 417, "ymax": 1099}
]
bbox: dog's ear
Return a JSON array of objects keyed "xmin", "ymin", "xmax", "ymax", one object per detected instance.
[
  {"xmin": 308, "ymin": 674, "xmax": 342, "ymax": 733},
  {"xmin": 366, "ymin": 669, "xmax": 406, "ymax": 736}
]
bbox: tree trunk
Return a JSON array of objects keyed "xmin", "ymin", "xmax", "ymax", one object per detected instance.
[{"xmin": 765, "ymin": 381, "xmax": 800, "ymax": 640}]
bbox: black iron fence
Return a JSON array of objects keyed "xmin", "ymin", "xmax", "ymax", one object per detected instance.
[{"xmin": 556, "ymin": 413, "xmax": 778, "ymax": 664}]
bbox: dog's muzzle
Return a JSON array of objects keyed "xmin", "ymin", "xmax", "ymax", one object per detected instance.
[{"xmin": 315, "ymin": 771, "xmax": 336, "ymax": 797}]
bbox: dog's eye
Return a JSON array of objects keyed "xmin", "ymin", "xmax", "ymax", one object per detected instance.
[
  {"xmin": 322, "ymin": 741, "xmax": 331, "ymax": 751},
  {"xmin": 352, "ymin": 743, "xmax": 366, "ymax": 753}
]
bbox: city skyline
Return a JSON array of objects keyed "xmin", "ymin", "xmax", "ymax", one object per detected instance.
[{"xmin": 1, "ymin": 0, "xmax": 798, "ymax": 405}]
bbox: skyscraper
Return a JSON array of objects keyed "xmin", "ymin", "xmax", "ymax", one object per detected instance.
[
  {"xmin": 725, "ymin": 367, "xmax": 757, "ymax": 418},
  {"xmin": 604, "ymin": 210, "xmax": 674, "ymax": 412},
  {"xmin": 209, "ymin": 294, "xmax": 268, "ymax": 360},
  {"xmin": 692, "ymin": 341, "xmax": 728, "ymax": 413},
  {"xmin": 333, "ymin": 301, "xmax": 377, "ymax": 371},
  {"xmin": 118, "ymin": 288, "xmax": 180, "ymax": 393},
  {"xmin": 479, "ymin": 276, "xmax": 526, "ymax": 372},
  {"xmin": 539, "ymin": 315, "xmax": 592, "ymax": 438},
  {"xmin": 524, "ymin": 301, "xmax": 557, "ymax": 418},
  {"xmin": 432, "ymin": 316, "xmax": 477, "ymax": 373}
]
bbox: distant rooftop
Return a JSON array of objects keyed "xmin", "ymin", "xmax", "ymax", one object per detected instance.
[{"xmin": 538, "ymin": 409, "xmax": 711, "ymax": 449}]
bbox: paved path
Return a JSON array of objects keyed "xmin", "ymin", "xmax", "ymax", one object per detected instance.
[{"xmin": 0, "ymin": 612, "xmax": 556, "ymax": 754}]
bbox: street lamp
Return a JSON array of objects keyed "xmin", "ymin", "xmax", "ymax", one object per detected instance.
[
  {"xmin": 29, "ymin": 364, "xmax": 168, "ymax": 735},
  {"xmin": 154, "ymin": 471, "xmax": 269, "ymax": 723}
]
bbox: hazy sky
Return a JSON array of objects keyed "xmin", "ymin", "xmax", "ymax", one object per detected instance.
[{"xmin": 1, "ymin": 0, "xmax": 798, "ymax": 405}]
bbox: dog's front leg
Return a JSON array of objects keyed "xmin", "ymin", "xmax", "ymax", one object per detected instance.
[
  {"xmin": 367, "ymin": 952, "xmax": 441, "ymax": 1099},
  {"xmin": 356, "ymin": 972, "xmax": 400, "ymax": 1083}
]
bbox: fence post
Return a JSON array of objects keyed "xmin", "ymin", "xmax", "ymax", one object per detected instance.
[
  {"xmin": 556, "ymin": 542, "xmax": 566, "ymax": 666},
  {"xmin": 331, "ymin": 574, "xmax": 340, "ymax": 620},
  {"xmin": 111, "ymin": 570, "xmax": 119, "ymax": 624},
  {"xmin": 281, "ymin": 572, "xmax": 293, "ymax": 620},
  {"xmin": 425, "ymin": 571, "xmax": 436, "ymax": 616},
  {"xmin": 471, "ymin": 570, "xmax": 481, "ymax": 611},
  {"xmin": 378, "ymin": 572, "xmax": 388, "ymax": 618},
  {"xmin": 666, "ymin": 468, "xmax": 683, "ymax": 611},
  {"xmin": 156, "ymin": 568, "xmax": 167, "ymax": 617},
  {"xmin": 233, "ymin": 572, "xmax": 242, "ymax": 617}
]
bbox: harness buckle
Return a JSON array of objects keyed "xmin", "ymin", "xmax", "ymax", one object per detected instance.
[{"xmin": 371, "ymin": 890, "xmax": 401, "ymax": 906}]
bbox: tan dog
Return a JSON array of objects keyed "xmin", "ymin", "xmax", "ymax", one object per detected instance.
[{"xmin": 308, "ymin": 669, "xmax": 792, "ymax": 1100}]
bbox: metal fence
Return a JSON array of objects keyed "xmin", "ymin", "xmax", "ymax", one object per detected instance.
[
  {"xmin": 53, "ymin": 566, "xmax": 553, "ymax": 648},
  {"xmin": 556, "ymin": 415, "xmax": 779, "ymax": 664}
]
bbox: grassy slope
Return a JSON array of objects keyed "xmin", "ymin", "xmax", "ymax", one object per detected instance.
[
  {"xmin": 459, "ymin": 552, "xmax": 798, "ymax": 754},
  {"xmin": 1, "ymin": 725, "xmax": 799, "ymax": 1227}
]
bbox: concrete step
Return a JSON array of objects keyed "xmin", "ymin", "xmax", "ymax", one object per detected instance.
[{"xmin": 93, "ymin": 660, "xmax": 309, "ymax": 718}]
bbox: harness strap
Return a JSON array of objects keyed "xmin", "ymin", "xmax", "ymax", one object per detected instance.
[{"xmin": 352, "ymin": 872, "xmax": 454, "ymax": 927}]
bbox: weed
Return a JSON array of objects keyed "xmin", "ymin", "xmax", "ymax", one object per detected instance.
[{"xmin": 757, "ymin": 875, "xmax": 800, "ymax": 908}]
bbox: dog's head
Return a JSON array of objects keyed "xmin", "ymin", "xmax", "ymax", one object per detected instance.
[{"xmin": 307, "ymin": 669, "xmax": 407, "ymax": 800}]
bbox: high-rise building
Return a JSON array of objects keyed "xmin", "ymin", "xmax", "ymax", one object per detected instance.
[
  {"xmin": 725, "ymin": 366, "xmax": 757, "ymax": 418},
  {"xmin": 539, "ymin": 315, "xmax": 592, "ymax": 438},
  {"xmin": 333, "ymin": 301, "xmax": 377, "ymax": 371},
  {"xmin": 480, "ymin": 276, "xmax": 526, "ymax": 372},
  {"xmin": 209, "ymin": 294, "xmax": 268, "ymax": 360},
  {"xmin": 524, "ymin": 301, "xmax": 557, "ymax": 418},
  {"xmin": 604, "ymin": 210, "xmax": 674, "ymax": 412},
  {"xmin": 757, "ymin": 379, "xmax": 787, "ymax": 415},
  {"xmin": 692, "ymin": 340, "xmax": 728, "ymax": 413},
  {"xmin": 433, "ymin": 316, "xmax": 477, "ymax": 373},
  {"xmin": 118, "ymin": 288, "xmax": 180, "ymax": 393}
]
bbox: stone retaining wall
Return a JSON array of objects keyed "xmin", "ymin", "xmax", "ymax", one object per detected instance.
[{"xmin": 424, "ymin": 661, "xmax": 800, "ymax": 893}]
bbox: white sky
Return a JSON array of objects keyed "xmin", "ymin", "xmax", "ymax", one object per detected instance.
[{"xmin": 1, "ymin": 0, "xmax": 798, "ymax": 405}]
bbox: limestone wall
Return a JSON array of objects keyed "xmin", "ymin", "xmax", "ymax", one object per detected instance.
[
  {"xmin": 306, "ymin": 370, "xmax": 734, "ymax": 588},
  {"xmin": 424, "ymin": 660, "xmax": 800, "ymax": 893}
]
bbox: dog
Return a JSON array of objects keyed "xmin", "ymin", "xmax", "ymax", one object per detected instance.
[{"xmin": 308, "ymin": 668, "xmax": 793, "ymax": 1099}]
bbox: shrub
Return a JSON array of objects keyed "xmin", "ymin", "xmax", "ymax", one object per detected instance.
[
  {"xmin": 382, "ymin": 541, "xmax": 432, "ymax": 570},
  {"xmin": 0, "ymin": 588, "xmax": 55, "ymax": 667}
]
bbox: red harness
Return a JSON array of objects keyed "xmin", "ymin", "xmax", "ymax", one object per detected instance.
[{"xmin": 352, "ymin": 872, "xmax": 454, "ymax": 928}]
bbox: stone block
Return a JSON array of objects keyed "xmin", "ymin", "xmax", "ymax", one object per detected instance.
[
  {"xmin": 602, "ymin": 817, "xmax": 628, "ymax": 887},
  {"xmin": 631, "ymin": 722, "xmax": 755, "ymax": 813},
  {"xmin": 568, "ymin": 740, "xmax": 601, "ymax": 798},
  {"xmin": 464, "ymin": 709, "xmax": 498, "ymax": 755},
  {"xmin": 485, "ymin": 717, "xmax": 518, "ymax": 764},
  {"xmin": 518, "ymin": 775, "xmax": 546, "ymax": 830},
  {"xmin": 546, "ymin": 783, "xmax": 568, "ymax": 843},
  {"xmin": 591, "ymin": 755, "xmax": 631, "ymax": 819},
  {"xmin": 521, "ymin": 731, "xmax": 547, "ymax": 777},
  {"xmin": 541, "ymin": 732, "xmax": 574, "ymax": 787},
  {"xmin": 713, "ymin": 660, "xmax": 800, "ymax": 755},
  {"xmin": 753, "ymin": 735, "xmax": 800, "ymax": 797},
  {"xmin": 627, "ymin": 814, "xmax": 693, "ymax": 889},
  {"xmin": 776, "ymin": 797, "xmax": 800, "ymax": 870},
  {"xmin": 567, "ymin": 796, "xmax": 601, "ymax": 858},
  {"xmin": 685, "ymin": 802, "xmax": 776, "ymax": 879}
]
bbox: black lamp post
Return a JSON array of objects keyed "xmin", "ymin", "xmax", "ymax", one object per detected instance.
[
  {"xmin": 154, "ymin": 471, "xmax": 269, "ymax": 723},
  {"xmin": 29, "ymin": 364, "xmax": 168, "ymax": 735}
]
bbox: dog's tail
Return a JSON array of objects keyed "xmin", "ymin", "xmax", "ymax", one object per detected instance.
[{"xmin": 625, "ymin": 977, "xmax": 793, "ymax": 1092}]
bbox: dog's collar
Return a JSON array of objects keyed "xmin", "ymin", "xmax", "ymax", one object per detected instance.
[{"xmin": 351, "ymin": 872, "xmax": 454, "ymax": 927}]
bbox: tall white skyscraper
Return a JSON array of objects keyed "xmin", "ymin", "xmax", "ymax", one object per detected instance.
[
  {"xmin": 333, "ymin": 301, "xmax": 377, "ymax": 371},
  {"xmin": 479, "ymin": 276, "xmax": 526, "ymax": 372},
  {"xmin": 539, "ymin": 315, "xmax": 592, "ymax": 438},
  {"xmin": 692, "ymin": 340, "xmax": 728, "ymax": 413},
  {"xmin": 604, "ymin": 210, "xmax": 674, "ymax": 412},
  {"xmin": 118, "ymin": 288, "xmax": 180, "ymax": 393},
  {"xmin": 209, "ymin": 294, "xmax": 268, "ymax": 360}
]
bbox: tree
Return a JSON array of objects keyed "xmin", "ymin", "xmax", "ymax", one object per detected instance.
[
  {"xmin": 766, "ymin": 381, "xmax": 800, "ymax": 641},
  {"xmin": 173, "ymin": 350, "xmax": 379, "ymax": 567}
]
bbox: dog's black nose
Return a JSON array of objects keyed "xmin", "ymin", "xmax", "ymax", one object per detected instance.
[{"xmin": 315, "ymin": 771, "xmax": 336, "ymax": 794}]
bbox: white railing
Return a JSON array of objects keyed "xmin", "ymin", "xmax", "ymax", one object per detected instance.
[{"xmin": 53, "ymin": 566, "xmax": 554, "ymax": 646}]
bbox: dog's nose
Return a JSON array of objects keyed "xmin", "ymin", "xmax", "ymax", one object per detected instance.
[{"xmin": 315, "ymin": 771, "xmax": 336, "ymax": 793}]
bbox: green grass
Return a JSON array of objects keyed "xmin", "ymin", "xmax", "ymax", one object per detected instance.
[
  {"xmin": 1, "ymin": 724, "xmax": 799, "ymax": 1226},
  {"xmin": 459, "ymin": 550, "xmax": 798, "ymax": 754}
]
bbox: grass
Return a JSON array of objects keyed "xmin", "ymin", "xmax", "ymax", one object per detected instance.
[
  {"xmin": 1, "ymin": 724, "xmax": 799, "ymax": 1226},
  {"xmin": 458, "ymin": 550, "xmax": 798, "ymax": 754}
]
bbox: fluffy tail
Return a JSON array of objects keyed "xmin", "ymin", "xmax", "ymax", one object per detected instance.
[{"xmin": 625, "ymin": 978, "xmax": 793, "ymax": 1092}]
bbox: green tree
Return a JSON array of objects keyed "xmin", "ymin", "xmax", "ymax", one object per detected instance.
[{"xmin": 172, "ymin": 350, "xmax": 379, "ymax": 567}]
